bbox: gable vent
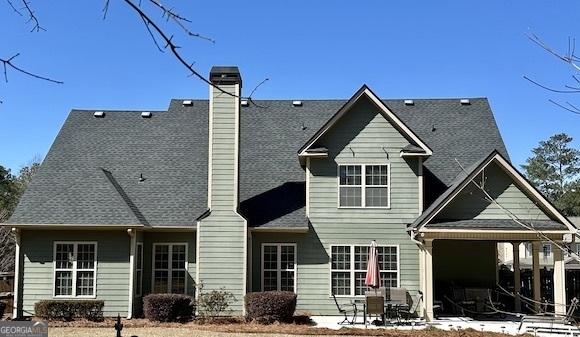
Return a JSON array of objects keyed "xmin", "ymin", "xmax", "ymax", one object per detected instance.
[
  {"xmin": 460, "ymin": 99, "xmax": 471, "ymax": 105},
  {"xmin": 141, "ymin": 111, "xmax": 152, "ymax": 118},
  {"xmin": 404, "ymin": 99, "xmax": 414, "ymax": 106},
  {"xmin": 241, "ymin": 100, "xmax": 249, "ymax": 107},
  {"xmin": 93, "ymin": 111, "xmax": 105, "ymax": 118},
  {"xmin": 292, "ymin": 100, "xmax": 303, "ymax": 107},
  {"xmin": 182, "ymin": 100, "xmax": 193, "ymax": 106}
]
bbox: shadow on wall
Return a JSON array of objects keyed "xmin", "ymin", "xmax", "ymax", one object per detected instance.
[{"xmin": 240, "ymin": 182, "xmax": 305, "ymax": 227}]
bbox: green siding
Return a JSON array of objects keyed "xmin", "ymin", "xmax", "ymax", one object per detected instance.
[
  {"xmin": 141, "ymin": 231, "xmax": 196, "ymax": 297},
  {"xmin": 20, "ymin": 230, "xmax": 130, "ymax": 317},
  {"xmin": 198, "ymin": 83, "xmax": 246, "ymax": 314},
  {"xmin": 437, "ymin": 161, "xmax": 551, "ymax": 221},
  {"xmin": 255, "ymin": 96, "xmax": 421, "ymax": 315}
]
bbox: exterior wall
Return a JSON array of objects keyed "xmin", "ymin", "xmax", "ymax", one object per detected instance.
[
  {"xmin": 198, "ymin": 81, "xmax": 246, "ymax": 314},
  {"xmin": 141, "ymin": 231, "xmax": 196, "ymax": 297},
  {"xmin": 437, "ymin": 162, "xmax": 551, "ymax": 221},
  {"xmin": 289, "ymin": 96, "xmax": 421, "ymax": 314},
  {"xmin": 19, "ymin": 230, "xmax": 130, "ymax": 317}
]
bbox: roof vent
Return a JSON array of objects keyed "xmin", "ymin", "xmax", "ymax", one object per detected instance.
[
  {"xmin": 93, "ymin": 111, "xmax": 105, "ymax": 118},
  {"xmin": 241, "ymin": 100, "xmax": 249, "ymax": 107},
  {"xmin": 460, "ymin": 99, "xmax": 471, "ymax": 105},
  {"xmin": 182, "ymin": 100, "xmax": 193, "ymax": 106},
  {"xmin": 141, "ymin": 111, "xmax": 152, "ymax": 118},
  {"xmin": 292, "ymin": 100, "xmax": 303, "ymax": 107},
  {"xmin": 404, "ymin": 99, "xmax": 414, "ymax": 106}
]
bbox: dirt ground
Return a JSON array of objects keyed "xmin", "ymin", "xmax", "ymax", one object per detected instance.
[{"xmin": 46, "ymin": 322, "xmax": 524, "ymax": 337}]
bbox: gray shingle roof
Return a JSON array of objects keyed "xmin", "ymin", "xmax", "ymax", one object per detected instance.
[
  {"xmin": 9, "ymin": 97, "xmax": 509, "ymax": 228},
  {"xmin": 426, "ymin": 219, "xmax": 567, "ymax": 230}
]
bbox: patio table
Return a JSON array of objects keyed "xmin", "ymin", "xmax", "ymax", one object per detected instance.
[{"xmin": 354, "ymin": 299, "xmax": 407, "ymax": 326}]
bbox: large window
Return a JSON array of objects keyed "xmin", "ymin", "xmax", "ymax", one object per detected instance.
[
  {"xmin": 135, "ymin": 243, "xmax": 143, "ymax": 296},
  {"xmin": 153, "ymin": 243, "xmax": 187, "ymax": 294},
  {"xmin": 54, "ymin": 242, "xmax": 97, "ymax": 297},
  {"xmin": 338, "ymin": 164, "xmax": 389, "ymax": 208},
  {"xmin": 262, "ymin": 243, "xmax": 296, "ymax": 292},
  {"xmin": 330, "ymin": 244, "xmax": 398, "ymax": 296}
]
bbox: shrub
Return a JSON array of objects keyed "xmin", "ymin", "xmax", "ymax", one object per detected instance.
[
  {"xmin": 143, "ymin": 294, "xmax": 194, "ymax": 322},
  {"xmin": 245, "ymin": 291, "xmax": 297, "ymax": 323},
  {"xmin": 34, "ymin": 300, "xmax": 104, "ymax": 321},
  {"xmin": 0, "ymin": 301, "xmax": 6, "ymax": 318},
  {"xmin": 196, "ymin": 284, "xmax": 236, "ymax": 319}
]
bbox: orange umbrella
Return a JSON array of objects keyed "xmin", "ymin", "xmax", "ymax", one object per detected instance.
[{"xmin": 365, "ymin": 240, "xmax": 381, "ymax": 290}]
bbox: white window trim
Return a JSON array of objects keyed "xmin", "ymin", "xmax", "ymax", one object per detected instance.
[
  {"xmin": 329, "ymin": 244, "xmax": 400, "ymax": 298},
  {"xmin": 135, "ymin": 243, "xmax": 143, "ymax": 297},
  {"xmin": 152, "ymin": 242, "xmax": 188, "ymax": 294},
  {"xmin": 337, "ymin": 164, "xmax": 391, "ymax": 209},
  {"xmin": 261, "ymin": 243, "xmax": 297, "ymax": 293},
  {"xmin": 53, "ymin": 241, "xmax": 98, "ymax": 299}
]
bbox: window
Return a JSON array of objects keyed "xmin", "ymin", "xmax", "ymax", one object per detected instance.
[
  {"xmin": 542, "ymin": 244, "xmax": 552, "ymax": 259},
  {"xmin": 331, "ymin": 244, "xmax": 398, "ymax": 296},
  {"xmin": 339, "ymin": 164, "xmax": 389, "ymax": 208},
  {"xmin": 135, "ymin": 243, "xmax": 143, "ymax": 296},
  {"xmin": 262, "ymin": 244, "xmax": 296, "ymax": 292},
  {"xmin": 54, "ymin": 242, "xmax": 97, "ymax": 297},
  {"xmin": 153, "ymin": 243, "xmax": 187, "ymax": 294}
]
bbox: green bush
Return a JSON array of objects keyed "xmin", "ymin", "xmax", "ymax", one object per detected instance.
[
  {"xmin": 34, "ymin": 300, "xmax": 104, "ymax": 321},
  {"xmin": 245, "ymin": 291, "xmax": 297, "ymax": 323},
  {"xmin": 143, "ymin": 294, "xmax": 194, "ymax": 322}
]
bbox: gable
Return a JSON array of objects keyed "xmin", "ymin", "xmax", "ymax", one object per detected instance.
[
  {"xmin": 298, "ymin": 85, "xmax": 432, "ymax": 158},
  {"xmin": 319, "ymin": 95, "xmax": 412, "ymax": 160},
  {"xmin": 412, "ymin": 151, "xmax": 575, "ymax": 232},
  {"xmin": 435, "ymin": 161, "xmax": 552, "ymax": 222}
]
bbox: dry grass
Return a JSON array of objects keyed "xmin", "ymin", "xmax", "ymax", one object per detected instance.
[{"xmin": 42, "ymin": 318, "xmax": 527, "ymax": 337}]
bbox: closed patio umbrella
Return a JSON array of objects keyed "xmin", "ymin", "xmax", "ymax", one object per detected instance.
[{"xmin": 365, "ymin": 240, "xmax": 381, "ymax": 292}]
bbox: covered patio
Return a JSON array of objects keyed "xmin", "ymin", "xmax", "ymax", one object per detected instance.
[
  {"xmin": 408, "ymin": 151, "xmax": 578, "ymax": 322},
  {"xmin": 419, "ymin": 229, "xmax": 570, "ymax": 321}
]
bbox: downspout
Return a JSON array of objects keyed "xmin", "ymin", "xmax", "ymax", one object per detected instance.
[
  {"xmin": 409, "ymin": 228, "xmax": 423, "ymax": 246},
  {"xmin": 12, "ymin": 228, "xmax": 20, "ymax": 319},
  {"xmin": 127, "ymin": 229, "xmax": 136, "ymax": 319}
]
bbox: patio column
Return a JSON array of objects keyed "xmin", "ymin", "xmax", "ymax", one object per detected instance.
[
  {"xmin": 532, "ymin": 241, "xmax": 541, "ymax": 312},
  {"xmin": 512, "ymin": 241, "xmax": 521, "ymax": 312},
  {"xmin": 424, "ymin": 239, "xmax": 434, "ymax": 321},
  {"xmin": 553, "ymin": 243, "xmax": 567, "ymax": 316}
]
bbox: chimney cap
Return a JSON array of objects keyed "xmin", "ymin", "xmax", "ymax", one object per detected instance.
[{"xmin": 210, "ymin": 66, "xmax": 242, "ymax": 86}]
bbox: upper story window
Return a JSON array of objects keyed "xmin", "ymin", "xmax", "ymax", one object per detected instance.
[{"xmin": 338, "ymin": 164, "xmax": 389, "ymax": 208}]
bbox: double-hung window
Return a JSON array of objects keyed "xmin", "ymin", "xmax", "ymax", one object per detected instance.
[
  {"xmin": 331, "ymin": 244, "xmax": 398, "ymax": 296},
  {"xmin": 153, "ymin": 243, "xmax": 187, "ymax": 294},
  {"xmin": 262, "ymin": 243, "xmax": 297, "ymax": 292},
  {"xmin": 54, "ymin": 242, "xmax": 97, "ymax": 297},
  {"xmin": 135, "ymin": 243, "xmax": 143, "ymax": 296},
  {"xmin": 339, "ymin": 164, "xmax": 389, "ymax": 208}
]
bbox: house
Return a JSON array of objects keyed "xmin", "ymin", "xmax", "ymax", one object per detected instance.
[{"xmin": 5, "ymin": 66, "xmax": 577, "ymax": 321}]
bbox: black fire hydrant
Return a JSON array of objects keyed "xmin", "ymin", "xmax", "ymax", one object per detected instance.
[{"xmin": 114, "ymin": 314, "xmax": 123, "ymax": 337}]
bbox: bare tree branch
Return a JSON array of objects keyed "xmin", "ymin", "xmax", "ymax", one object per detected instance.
[
  {"xmin": 523, "ymin": 76, "xmax": 580, "ymax": 93},
  {"xmin": 527, "ymin": 33, "xmax": 580, "ymax": 71},
  {"xmin": 1, "ymin": 53, "xmax": 63, "ymax": 85},
  {"xmin": 549, "ymin": 99, "xmax": 580, "ymax": 115},
  {"xmin": 4, "ymin": 0, "xmax": 22, "ymax": 16},
  {"xmin": 20, "ymin": 0, "xmax": 44, "ymax": 32},
  {"xmin": 147, "ymin": 0, "xmax": 214, "ymax": 43}
]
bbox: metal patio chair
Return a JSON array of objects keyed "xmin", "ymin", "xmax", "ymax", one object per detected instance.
[{"xmin": 332, "ymin": 293, "xmax": 358, "ymax": 325}]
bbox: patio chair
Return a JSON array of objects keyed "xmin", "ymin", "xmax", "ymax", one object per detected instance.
[
  {"xmin": 332, "ymin": 294, "xmax": 358, "ymax": 325},
  {"xmin": 518, "ymin": 297, "xmax": 579, "ymax": 332},
  {"xmin": 397, "ymin": 291, "xmax": 423, "ymax": 324},
  {"xmin": 365, "ymin": 295, "xmax": 385, "ymax": 328},
  {"xmin": 389, "ymin": 287, "xmax": 408, "ymax": 319}
]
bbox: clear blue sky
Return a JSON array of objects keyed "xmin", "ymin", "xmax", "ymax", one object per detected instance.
[{"xmin": 1, "ymin": 0, "xmax": 579, "ymax": 173}]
